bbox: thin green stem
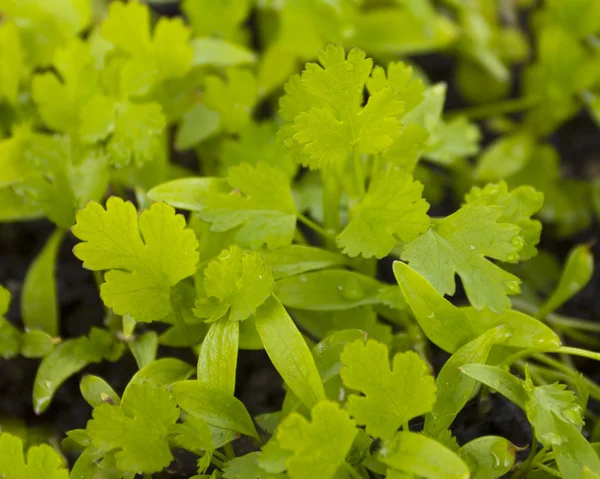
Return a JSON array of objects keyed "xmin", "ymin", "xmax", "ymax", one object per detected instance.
[
  {"xmin": 297, "ymin": 213, "xmax": 334, "ymax": 239},
  {"xmin": 510, "ymin": 435, "xmax": 538, "ymax": 479},
  {"xmin": 559, "ymin": 346, "xmax": 600, "ymax": 362},
  {"xmin": 343, "ymin": 463, "xmax": 363, "ymax": 479},
  {"xmin": 223, "ymin": 442, "xmax": 236, "ymax": 461},
  {"xmin": 445, "ymin": 95, "xmax": 541, "ymax": 121},
  {"xmin": 213, "ymin": 450, "xmax": 228, "ymax": 463},
  {"xmin": 321, "ymin": 170, "xmax": 342, "ymax": 250},
  {"xmin": 535, "ymin": 463, "xmax": 561, "ymax": 477}
]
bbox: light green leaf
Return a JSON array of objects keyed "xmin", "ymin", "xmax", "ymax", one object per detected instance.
[
  {"xmin": 223, "ymin": 451, "xmax": 285, "ymax": 479},
  {"xmin": 128, "ymin": 331, "xmax": 158, "ymax": 369},
  {"xmin": 0, "ymin": 285, "xmax": 21, "ymax": 358},
  {"xmin": 458, "ymin": 436, "xmax": 517, "ymax": 479},
  {"xmin": 424, "ymin": 327, "xmax": 509, "ymax": 437},
  {"xmin": 199, "ymin": 163, "xmax": 297, "ymax": 249},
  {"xmin": 126, "ymin": 357, "xmax": 194, "ymax": 393},
  {"xmin": 194, "ymin": 245, "xmax": 274, "ymax": 323},
  {"xmin": 21, "ymin": 330, "xmax": 56, "ymax": 358},
  {"xmin": 379, "ymin": 431, "xmax": 469, "ymax": 479},
  {"xmin": 148, "ymin": 177, "xmax": 229, "ymax": 211},
  {"xmin": 262, "ymin": 245, "xmax": 349, "ymax": 280},
  {"xmin": 537, "ymin": 244, "xmax": 593, "ymax": 319},
  {"xmin": 192, "ymin": 38, "xmax": 256, "ymax": 67},
  {"xmin": 175, "ymin": 104, "xmax": 221, "ymax": 150},
  {"xmin": 337, "ymin": 168, "xmax": 430, "ymax": 258},
  {"xmin": 277, "ymin": 401, "xmax": 357, "ymax": 479},
  {"xmin": 72, "ymin": 197, "xmax": 199, "ymax": 323},
  {"xmin": 465, "ymin": 181, "xmax": 543, "ymax": 261},
  {"xmin": 80, "ymin": 375, "xmax": 121, "ymax": 408},
  {"xmin": 0, "ymin": 432, "xmax": 68, "ymax": 479},
  {"xmin": 21, "ymin": 229, "xmax": 64, "ymax": 336},
  {"xmin": 171, "ymin": 380, "xmax": 259, "ymax": 440},
  {"xmin": 474, "ymin": 133, "xmax": 535, "ymax": 182},
  {"xmin": 255, "ymin": 295, "xmax": 325, "ymax": 409},
  {"xmin": 401, "ymin": 200, "xmax": 524, "ymax": 312},
  {"xmin": 198, "ymin": 317, "xmax": 240, "ymax": 394},
  {"xmin": 553, "ymin": 416, "xmax": 600, "ymax": 479},
  {"xmin": 276, "ymin": 269, "xmax": 405, "ymax": 311},
  {"xmin": 459, "ymin": 365, "xmax": 529, "ymax": 409},
  {"xmin": 87, "ymin": 383, "xmax": 179, "ymax": 474},
  {"xmin": 0, "ymin": 22, "xmax": 23, "ymax": 105},
  {"xmin": 340, "ymin": 339, "xmax": 436, "ymax": 438},
  {"xmin": 366, "ymin": 61, "xmax": 425, "ymax": 113}
]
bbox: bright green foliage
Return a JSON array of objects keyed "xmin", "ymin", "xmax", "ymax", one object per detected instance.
[
  {"xmin": 72, "ymin": 197, "xmax": 199, "ymax": 322},
  {"xmin": 340, "ymin": 339, "xmax": 436, "ymax": 439},
  {"xmin": 280, "ymin": 45, "xmax": 405, "ymax": 169},
  {"xmin": 337, "ymin": 168, "xmax": 430, "ymax": 258},
  {"xmin": 194, "ymin": 246, "xmax": 273, "ymax": 322},
  {"xmin": 183, "ymin": 0, "xmax": 251, "ymax": 40},
  {"xmin": 199, "ymin": 162, "xmax": 297, "ymax": 249},
  {"xmin": 0, "ymin": 22, "xmax": 23, "ymax": 104},
  {"xmin": 401, "ymin": 201, "xmax": 524, "ymax": 312},
  {"xmin": 465, "ymin": 181, "xmax": 543, "ymax": 261},
  {"xmin": 366, "ymin": 61, "xmax": 425, "ymax": 113},
  {"xmin": 0, "ymin": 285, "xmax": 21, "ymax": 359},
  {"xmin": 86, "ymin": 383, "xmax": 180, "ymax": 474},
  {"xmin": 277, "ymin": 400, "xmax": 357, "ymax": 479},
  {"xmin": 204, "ymin": 68, "xmax": 258, "ymax": 133},
  {"xmin": 223, "ymin": 452, "xmax": 285, "ymax": 479},
  {"xmin": 0, "ymin": 432, "xmax": 68, "ymax": 479}
]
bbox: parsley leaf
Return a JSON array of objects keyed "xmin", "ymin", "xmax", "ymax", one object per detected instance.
[
  {"xmin": 337, "ymin": 168, "xmax": 430, "ymax": 258},
  {"xmin": 223, "ymin": 452, "xmax": 285, "ymax": 479},
  {"xmin": 465, "ymin": 181, "xmax": 543, "ymax": 261},
  {"xmin": 340, "ymin": 339, "xmax": 436, "ymax": 439},
  {"xmin": 277, "ymin": 400, "xmax": 358, "ymax": 479},
  {"xmin": 280, "ymin": 45, "xmax": 404, "ymax": 169},
  {"xmin": 401, "ymin": 201, "xmax": 524, "ymax": 312},
  {"xmin": 366, "ymin": 61, "xmax": 425, "ymax": 113},
  {"xmin": 0, "ymin": 432, "xmax": 68, "ymax": 479},
  {"xmin": 72, "ymin": 197, "xmax": 199, "ymax": 322},
  {"xmin": 86, "ymin": 383, "xmax": 180, "ymax": 474},
  {"xmin": 199, "ymin": 162, "xmax": 297, "ymax": 249},
  {"xmin": 194, "ymin": 245, "xmax": 273, "ymax": 323}
]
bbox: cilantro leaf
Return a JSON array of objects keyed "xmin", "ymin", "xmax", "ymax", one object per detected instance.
[
  {"xmin": 204, "ymin": 68, "xmax": 258, "ymax": 134},
  {"xmin": 194, "ymin": 246, "xmax": 273, "ymax": 323},
  {"xmin": 337, "ymin": 168, "xmax": 430, "ymax": 258},
  {"xmin": 223, "ymin": 452, "xmax": 285, "ymax": 479},
  {"xmin": 465, "ymin": 181, "xmax": 543, "ymax": 261},
  {"xmin": 280, "ymin": 45, "xmax": 404, "ymax": 169},
  {"xmin": 340, "ymin": 339, "xmax": 436, "ymax": 439},
  {"xmin": 401, "ymin": 201, "xmax": 524, "ymax": 312},
  {"xmin": 277, "ymin": 400, "xmax": 358, "ymax": 479},
  {"xmin": 366, "ymin": 61, "xmax": 425, "ymax": 113},
  {"xmin": 0, "ymin": 432, "xmax": 68, "ymax": 479},
  {"xmin": 86, "ymin": 383, "xmax": 180, "ymax": 474},
  {"xmin": 199, "ymin": 162, "xmax": 297, "ymax": 249},
  {"xmin": 72, "ymin": 197, "xmax": 199, "ymax": 322}
]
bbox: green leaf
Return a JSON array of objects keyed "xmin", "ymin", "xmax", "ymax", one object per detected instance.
[
  {"xmin": 175, "ymin": 103, "xmax": 221, "ymax": 150},
  {"xmin": 459, "ymin": 365, "xmax": 529, "ymax": 410},
  {"xmin": 80, "ymin": 375, "xmax": 121, "ymax": 408},
  {"xmin": 0, "ymin": 285, "xmax": 22, "ymax": 359},
  {"xmin": 21, "ymin": 330, "xmax": 56, "ymax": 358},
  {"xmin": 255, "ymin": 295, "xmax": 326, "ymax": 409},
  {"xmin": 183, "ymin": 0, "xmax": 250, "ymax": 39},
  {"xmin": 337, "ymin": 168, "xmax": 430, "ymax": 259},
  {"xmin": 277, "ymin": 400, "xmax": 358, "ymax": 479},
  {"xmin": 126, "ymin": 358, "xmax": 195, "ymax": 393},
  {"xmin": 401, "ymin": 200, "xmax": 524, "ymax": 312},
  {"xmin": 366, "ymin": 61, "xmax": 425, "ymax": 113},
  {"xmin": 170, "ymin": 414, "xmax": 214, "ymax": 472},
  {"xmin": 72, "ymin": 197, "xmax": 199, "ymax": 323},
  {"xmin": 378, "ymin": 431, "xmax": 470, "ymax": 479},
  {"xmin": 282, "ymin": 46, "xmax": 404, "ymax": 170},
  {"xmin": 424, "ymin": 327, "xmax": 509, "ymax": 437},
  {"xmin": 458, "ymin": 436, "xmax": 517, "ymax": 479},
  {"xmin": 128, "ymin": 331, "xmax": 158, "ymax": 369},
  {"xmin": 474, "ymin": 133, "xmax": 535, "ymax": 182},
  {"xmin": 148, "ymin": 177, "xmax": 229, "ymax": 211},
  {"xmin": 553, "ymin": 416, "xmax": 600, "ymax": 479},
  {"xmin": 465, "ymin": 181, "xmax": 543, "ymax": 261},
  {"xmin": 33, "ymin": 328, "xmax": 124, "ymax": 414},
  {"xmin": 262, "ymin": 245, "xmax": 349, "ymax": 280},
  {"xmin": 0, "ymin": 432, "xmax": 68, "ymax": 479},
  {"xmin": 0, "ymin": 22, "xmax": 23, "ymax": 105},
  {"xmin": 340, "ymin": 339, "xmax": 436, "ymax": 438},
  {"xmin": 199, "ymin": 163, "xmax": 297, "ymax": 249},
  {"xmin": 21, "ymin": 229, "xmax": 64, "ymax": 336},
  {"xmin": 275, "ymin": 269, "xmax": 404, "ymax": 311},
  {"xmin": 537, "ymin": 244, "xmax": 594, "ymax": 319},
  {"xmin": 204, "ymin": 68, "xmax": 258, "ymax": 133},
  {"xmin": 198, "ymin": 317, "xmax": 240, "ymax": 394},
  {"xmin": 224, "ymin": 452, "xmax": 285, "ymax": 479},
  {"xmin": 86, "ymin": 383, "xmax": 179, "ymax": 474},
  {"xmin": 194, "ymin": 245, "xmax": 274, "ymax": 323},
  {"xmin": 171, "ymin": 380, "xmax": 259, "ymax": 440},
  {"xmin": 191, "ymin": 37, "xmax": 256, "ymax": 67}
]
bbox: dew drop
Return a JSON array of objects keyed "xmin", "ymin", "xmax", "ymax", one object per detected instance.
[
  {"xmin": 507, "ymin": 253, "xmax": 518, "ymax": 262},
  {"xmin": 428, "ymin": 312, "xmax": 435, "ymax": 319},
  {"xmin": 299, "ymin": 275, "xmax": 308, "ymax": 283},
  {"xmin": 258, "ymin": 275, "xmax": 263, "ymax": 280},
  {"xmin": 470, "ymin": 245, "xmax": 475, "ymax": 250},
  {"xmin": 340, "ymin": 277, "xmax": 364, "ymax": 301},
  {"xmin": 511, "ymin": 236, "xmax": 524, "ymax": 249},
  {"xmin": 505, "ymin": 281, "xmax": 520, "ymax": 294}
]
